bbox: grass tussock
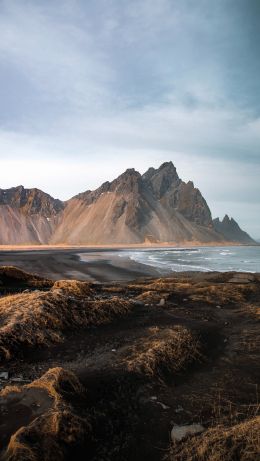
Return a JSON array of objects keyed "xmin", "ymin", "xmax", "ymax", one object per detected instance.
[
  {"xmin": 126, "ymin": 326, "xmax": 202, "ymax": 380},
  {"xmin": 3, "ymin": 367, "xmax": 90, "ymax": 461},
  {"xmin": 0, "ymin": 288, "xmax": 132, "ymax": 362},
  {"xmin": 169, "ymin": 416, "xmax": 260, "ymax": 461},
  {"xmin": 136, "ymin": 290, "xmax": 170, "ymax": 304},
  {"xmin": 51, "ymin": 280, "xmax": 94, "ymax": 296},
  {"xmin": 128, "ymin": 278, "xmax": 191, "ymax": 294},
  {"xmin": 0, "ymin": 266, "xmax": 52, "ymax": 293},
  {"xmin": 27, "ymin": 367, "xmax": 84, "ymax": 400}
]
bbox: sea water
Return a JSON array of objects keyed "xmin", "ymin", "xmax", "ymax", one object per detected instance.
[{"xmin": 120, "ymin": 246, "xmax": 260, "ymax": 273}]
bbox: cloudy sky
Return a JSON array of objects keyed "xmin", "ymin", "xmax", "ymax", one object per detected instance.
[{"xmin": 0, "ymin": 0, "xmax": 259, "ymax": 237}]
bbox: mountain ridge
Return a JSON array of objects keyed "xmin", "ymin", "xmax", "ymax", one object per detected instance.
[
  {"xmin": 213, "ymin": 215, "xmax": 255, "ymax": 244},
  {"xmin": 0, "ymin": 162, "xmax": 255, "ymax": 245}
]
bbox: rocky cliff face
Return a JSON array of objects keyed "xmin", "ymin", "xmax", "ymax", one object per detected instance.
[
  {"xmin": 51, "ymin": 162, "xmax": 221, "ymax": 244},
  {"xmin": 143, "ymin": 163, "xmax": 212, "ymax": 227},
  {"xmin": 213, "ymin": 215, "xmax": 255, "ymax": 244},
  {"xmin": 0, "ymin": 163, "xmax": 255, "ymax": 245},
  {"xmin": 0, "ymin": 186, "xmax": 64, "ymax": 216},
  {"xmin": 0, "ymin": 186, "xmax": 64, "ymax": 244}
]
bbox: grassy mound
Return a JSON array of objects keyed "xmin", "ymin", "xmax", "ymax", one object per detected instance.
[
  {"xmin": 126, "ymin": 326, "xmax": 202, "ymax": 380},
  {"xmin": 169, "ymin": 416, "xmax": 260, "ymax": 461},
  {"xmin": 51, "ymin": 280, "xmax": 94, "ymax": 296},
  {"xmin": 0, "ymin": 287, "xmax": 132, "ymax": 362},
  {"xmin": 2, "ymin": 368, "xmax": 90, "ymax": 461},
  {"xmin": 0, "ymin": 266, "xmax": 52, "ymax": 294}
]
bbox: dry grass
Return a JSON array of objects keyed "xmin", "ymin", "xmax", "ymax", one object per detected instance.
[
  {"xmin": 128, "ymin": 277, "xmax": 191, "ymax": 294},
  {"xmin": 136, "ymin": 290, "xmax": 170, "ymax": 304},
  {"xmin": 0, "ymin": 266, "xmax": 52, "ymax": 291},
  {"xmin": 3, "ymin": 367, "xmax": 90, "ymax": 461},
  {"xmin": 169, "ymin": 416, "xmax": 260, "ymax": 461},
  {"xmin": 27, "ymin": 367, "xmax": 84, "ymax": 400},
  {"xmin": 51, "ymin": 279, "xmax": 94, "ymax": 296},
  {"xmin": 189, "ymin": 284, "xmax": 258, "ymax": 306},
  {"xmin": 126, "ymin": 326, "xmax": 202, "ymax": 380},
  {"xmin": 0, "ymin": 266, "xmax": 46, "ymax": 283},
  {"xmin": 129, "ymin": 275, "xmax": 259, "ymax": 309},
  {"xmin": 0, "ymin": 286, "xmax": 132, "ymax": 362}
]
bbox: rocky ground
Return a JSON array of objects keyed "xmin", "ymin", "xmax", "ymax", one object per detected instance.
[{"xmin": 0, "ymin": 267, "xmax": 259, "ymax": 460}]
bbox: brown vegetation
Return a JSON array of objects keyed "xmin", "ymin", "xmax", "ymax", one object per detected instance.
[
  {"xmin": 0, "ymin": 266, "xmax": 52, "ymax": 295},
  {"xmin": 0, "ymin": 267, "xmax": 259, "ymax": 461},
  {"xmin": 2, "ymin": 368, "xmax": 90, "ymax": 461},
  {"xmin": 126, "ymin": 327, "xmax": 201, "ymax": 380},
  {"xmin": 0, "ymin": 281, "xmax": 132, "ymax": 362},
  {"xmin": 169, "ymin": 416, "xmax": 260, "ymax": 461}
]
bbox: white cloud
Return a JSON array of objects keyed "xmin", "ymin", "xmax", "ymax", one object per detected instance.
[
  {"xmin": 0, "ymin": 0, "xmax": 259, "ymax": 236},
  {"xmin": 0, "ymin": 0, "xmax": 114, "ymax": 112}
]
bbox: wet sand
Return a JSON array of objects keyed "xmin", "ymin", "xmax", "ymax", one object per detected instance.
[{"xmin": 0, "ymin": 248, "xmax": 161, "ymax": 282}]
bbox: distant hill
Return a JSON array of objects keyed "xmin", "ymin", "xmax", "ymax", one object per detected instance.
[
  {"xmin": 0, "ymin": 162, "xmax": 256, "ymax": 245},
  {"xmin": 213, "ymin": 215, "xmax": 255, "ymax": 245}
]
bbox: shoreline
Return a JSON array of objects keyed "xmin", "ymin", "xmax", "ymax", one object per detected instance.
[
  {"xmin": 0, "ymin": 246, "xmax": 259, "ymax": 282},
  {"xmin": 0, "ymin": 241, "xmax": 258, "ymax": 252},
  {"xmin": 0, "ymin": 248, "xmax": 162, "ymax": 282}
]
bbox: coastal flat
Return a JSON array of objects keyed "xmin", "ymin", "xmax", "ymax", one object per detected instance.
[
  {"xmin": 0, "ymin": 268, "xmax": 259, "ymax": 460},
  {"xmin": 0, "ymin": 244, "xmax": 256, "ymax": 283},
  {"xmin": 0, "ymin": 241, "xmax": 245, "ymax": 251}
]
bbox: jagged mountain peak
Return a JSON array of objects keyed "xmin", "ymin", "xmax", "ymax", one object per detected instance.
[
  {"xmin": 143, "ymin": 161, "xmax": 177, "ymax": 176},
  {"xmin": 0, "ymin": 185, "xmax": 64, "ymax": 217},
  {"xmin": 158, "ymin": 160, "xmax": 175, "ymax": 170},
  {"xmin": 114, "ymin": 167, "xmax": 141, "ymax": 180},
  {"xmin": 110, "ymin": 168, "xmax": 142, "ymax": 194},
  {"xmin": 143, "ymin": 162, "xmax": 180, "ymax": 199},
  {"xmin": 223, "ymin": 214, "xmax": 231, "ymax": 222},
  {"xmin": 213, "ymin": 215, "xmax": 255, "ymax": 244}
]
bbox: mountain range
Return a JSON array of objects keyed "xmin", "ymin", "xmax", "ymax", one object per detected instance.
[{"xmin": 0, "ymin": 162, "xmax": 255, "ymax": 245}]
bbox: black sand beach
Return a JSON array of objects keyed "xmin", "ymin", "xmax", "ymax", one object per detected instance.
[{"xmin": 0, "ymin": 248, "xmax": 161, "ymax": 282}]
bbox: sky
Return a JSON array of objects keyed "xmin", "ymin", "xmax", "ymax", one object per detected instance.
[{"xmin": 0, "ymin": 0, "xmax": 259, "ymax": 237}]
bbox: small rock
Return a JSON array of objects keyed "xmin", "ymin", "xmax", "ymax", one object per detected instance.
[
  {"xmin": 132, "ymin": 300, "xmax": 144, "ymax": 306},
  {"xmin": 171, "ymin": 423, "xmax": 205, "ymax": 442},
  {"xmin": 183, "ymin": 298, "xmax": 188, "ymax": 302},
  {"xmin": 174, "ymin": 405, "xmax": 184, "ymax": 413},
  {"xmin": 111, "ymin": 349, "xmax": 117, "ymax": 352},
  {"xmin": 0, "ymin": 371, "xmax": 9, "ymax": 380},
  {"xmin": 224, "ymin": 338, "xmax": 228, "ymax": 343},
  {"xmin": 157, "ymin": 401, "xmax": 170, "ymax": 410},
  {"xmin": 158, "ymin": 298, "xmax": 165, "ymax": 306},
  {"xmin": 150, "ymin": 396, "xmax": 157, "ymax": 401},
  {"xmin": 216, "ymin": 305, "xmax": 222, "ymax": 309},
  {"xmin": 11, "ymin": 377, "xmax": 30, "ymax": 383}
]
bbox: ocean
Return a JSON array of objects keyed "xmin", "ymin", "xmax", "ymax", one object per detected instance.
[{"xmin": 120, "ymin": 246, "xmax": 260, "ymax": 273}]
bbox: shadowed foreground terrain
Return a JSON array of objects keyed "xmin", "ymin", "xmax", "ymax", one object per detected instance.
[{"xmin": 0, "ymin": 267, "xmax": 259, "ymax": 460}]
